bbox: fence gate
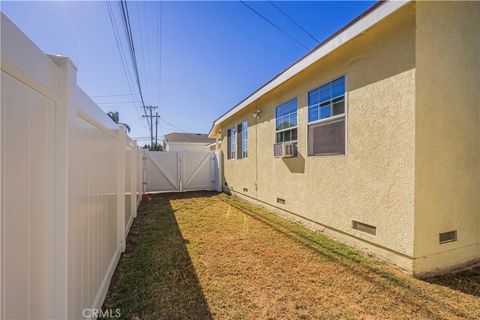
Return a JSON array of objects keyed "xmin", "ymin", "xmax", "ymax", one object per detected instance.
[{"xmin": 145, "ymin": 150, "xmax": 222, "ymax": 192}]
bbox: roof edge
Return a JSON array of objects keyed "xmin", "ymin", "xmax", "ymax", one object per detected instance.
[{"xmin": 208, "ymin": 0, "xmax": 410, "ymax": 138}]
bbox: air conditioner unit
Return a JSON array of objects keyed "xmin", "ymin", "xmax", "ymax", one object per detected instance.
[{"xmin": 273, "ymin": 142, "xmax": 296, "ymax": 158}]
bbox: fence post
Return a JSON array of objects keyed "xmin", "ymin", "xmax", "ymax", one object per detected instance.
[
  {"xmin": 49, "ymin": 55, "xmax": 77, "ymax": 319},
  {"xmin": 178, "ymin": 152, "xmax": 183, "ymax": 191},
  {"xmin": 142, "ymin": 150, "xmax": 148, "ymax": 194},
  {"xmin": 210, "ymin": 152, "xmax": 215, "ymax": 190},
  {"xmin": 131, "ymin": 143, "xmax": 137, "ymax": 218},
  {"xmin": 215, "ymin": 150, "xmax": 223, "ymax": 192},
  {"xmin": 138, "ymin": 148, "xmax": 143, "ymax": 202},
  {"xmin": 117, "ymin": 126, "xmax": 126, "ymax": 252}
]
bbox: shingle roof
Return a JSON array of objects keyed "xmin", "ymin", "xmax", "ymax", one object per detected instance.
[{"xmin": 164, "ymin": 132, "xmax": 215, "ymax": 144}]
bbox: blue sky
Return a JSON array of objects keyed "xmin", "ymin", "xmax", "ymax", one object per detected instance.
[{"xmin": 1, "ymin": 1, "xmax": 374, "ymax": 144}]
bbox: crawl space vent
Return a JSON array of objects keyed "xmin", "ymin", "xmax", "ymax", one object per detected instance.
[
  {"xmin": 352, "ymin": 220, "xmax": 376, "ymax": 236},
  {"xmin": 243, "ymin": 188, "xmax": 248, "ymax": 192},
  {"xmin": 439, "ymin": 230, "xmax": 457, "ymax": 244},
  {"xmin": 276, "ymin": 197, "xmax": 286, "ymax": 205}
]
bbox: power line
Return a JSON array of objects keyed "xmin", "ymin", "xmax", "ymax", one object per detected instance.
[
  {"xmin": 119, "ymin": 0, "xmax": 149, "ymax": 122},
  {"xmin": 268, "ymin": 1, "xmax": 319, "ymax": 44},
  {"xmin": 97, "ymin": 101, "xmax": 142, "ymax": 105},
  {"xmin": 239, "ymin": 1, "xmax": 309, "ymax": 50},
  {"xmin": 106, "ymin": 1, "xmax": 148, "ymax": 130},
  {"xmin": 160, "ymin": 2, "xmax": 164, "ymax": 109},
  {"xmin": 135, "ymin": 1, "xmax": 151, "ymax": 111},
  {"xmin": 91, "ymin": 93, "xmax": 139, "ymax": 98}
]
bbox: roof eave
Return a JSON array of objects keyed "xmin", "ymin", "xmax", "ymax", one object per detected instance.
[{"xmin": 208, "ymin": 0, "xmax": 410, "ymax": 138}]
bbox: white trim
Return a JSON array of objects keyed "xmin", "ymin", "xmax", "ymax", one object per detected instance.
[
  {"xmin": 209, "ymin": 0, "xmax": 409, "ymax": 137},
  {"xmin": 307, "ymin": 113, "xmax": 346, "ymax": 126}
]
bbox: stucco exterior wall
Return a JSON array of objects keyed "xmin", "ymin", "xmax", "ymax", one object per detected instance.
[
  {"xmin": 413, "ymin": 1, "xmax": 480, "ymax": 275},
  {"xmin": 220, "ymin": 4, "xmax": 417, "ymax": 271}
]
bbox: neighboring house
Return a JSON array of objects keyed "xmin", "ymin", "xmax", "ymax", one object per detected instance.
[
  {"xmin": 163, "ymin": 132, "xmax": 215, "ymax": 152},
  {"xmin": 209, "ymin": 1, "xmax": 480, "ymax": 276}
]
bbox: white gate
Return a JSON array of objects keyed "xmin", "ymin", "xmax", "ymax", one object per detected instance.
[{"xmin": 145, "ymin": 150, "xmax": 222, "ymax": 192}]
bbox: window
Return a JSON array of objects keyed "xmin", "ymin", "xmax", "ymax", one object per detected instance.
[
  {"xmin": 237, "ymin": 121, "xmax": 248, "ymax": 159},
  {"xmin": 308, "ymin": 77, "xmax": 345, "ymax": 122},
  {"xmin": 227, "ymin": 127, "xmax": 235, "ymax": 159},
  {"xmin": 275, "ymin": 98, "xmax": 298, "ymax": 143},
  {"xmin": 308, "ymin": 76, "xmax": 346, "ymax": 156}
]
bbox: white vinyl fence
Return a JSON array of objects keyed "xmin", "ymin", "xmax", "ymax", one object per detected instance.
[{"xmin": 1, "ymin": 14, "xmax": 143, "ymax": 319}]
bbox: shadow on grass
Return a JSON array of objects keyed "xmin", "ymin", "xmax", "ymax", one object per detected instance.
[
  {"xmin": 102, "ymin": 191, "xmax": 215, "ymax": 320},
  {"xmin": 219, "ymin": 195, "xmax": 473, "ymax": 319},
  {"xmin": 423, "ymin": 266, "xmax": 480, "ymax": 298}
]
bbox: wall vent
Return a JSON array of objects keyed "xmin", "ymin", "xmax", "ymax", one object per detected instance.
[
  {"xmin": 243, "ymin": 188, "xmax": 248, "ymax": 192},
  {"xmin": 439, "ymin": 230, "xmax": 457, "ymax": 244},
  {"xmin": 352, "ymin": 220, "xmax": 376, "ymax": 236},
  {"xmin": 276, "ymin": 197, "xmax": 285, "ymax": 205}
]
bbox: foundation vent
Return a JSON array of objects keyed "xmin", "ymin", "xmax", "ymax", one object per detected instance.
[
  {"xmin": 352, "ymin": 220, "xmax": 376, "ymax": 236},
  {"xmin": 276, "ymin": 197, "xmax": 286, "ymax": 205},
  {"xmin": 243, "ymin": 188, "xmax": 248, "ymax": 192},
  {"xmin": 439, "ymin": 230, "xmax": 457, "ymax": 244}
]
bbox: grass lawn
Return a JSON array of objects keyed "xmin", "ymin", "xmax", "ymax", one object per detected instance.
[{"xmin": 102, "ymin": 192, "xmax": 480, "ymax": 320}]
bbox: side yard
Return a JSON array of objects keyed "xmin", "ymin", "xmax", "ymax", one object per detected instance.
[{"xmin": 102, "ymin": 192, "xmax": 480, "ymax": 320}]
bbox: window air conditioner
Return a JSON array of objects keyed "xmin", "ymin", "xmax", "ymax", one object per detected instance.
[{"xmin": 273, "ymin": 142, "xmax": 296, "ymax": 158}]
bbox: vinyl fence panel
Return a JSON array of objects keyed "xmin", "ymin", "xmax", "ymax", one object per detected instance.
[{"xmin": 1, "ymin": 13, "xmax": 143, "ymax": 320}]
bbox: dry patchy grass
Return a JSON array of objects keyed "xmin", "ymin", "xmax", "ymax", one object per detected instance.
[{"xmin": 102, "ymin": 191, "xmax": 480, "ymax": 320}]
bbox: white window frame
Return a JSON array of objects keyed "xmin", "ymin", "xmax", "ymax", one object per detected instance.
[
  {"xmin": 241, "ymin": 120, "xmax": 248, "ymax": 159},
  {"xmin": 228, "ymin": 127, "xmax": 236, "ymax": 160},
  {"xmin": 306, "ymin": 75, "xmax": 348, "ymax": 157},
  {"xmin": 275, "ymin": 97, "xmax": 299, "ymax": 144}
]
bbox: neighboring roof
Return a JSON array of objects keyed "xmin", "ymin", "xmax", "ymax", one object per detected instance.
[
  {"xmin": 209, "ymin": 0, "xmax": 409, "ymax": 137},
  {"xmin": 164, "ymin": 132, "xmax": 215, "ymax": 144}
]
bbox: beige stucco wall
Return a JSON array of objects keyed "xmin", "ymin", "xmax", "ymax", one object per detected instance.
[
  {"xmin": 413, "ymin": 1, "xmax": 480, "ymax": 275},
  {"xmin": 220, "ymin": 4, "xmax": 418, "ymax": 271}
]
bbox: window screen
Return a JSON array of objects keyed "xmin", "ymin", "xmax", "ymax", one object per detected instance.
[
  {"xmin": 308, "ymin": 118, "xmax": 345, "ymax": 156},
  {"xmin": 227, "ymin": 127, "xmax": 235, "ymax": 160}
]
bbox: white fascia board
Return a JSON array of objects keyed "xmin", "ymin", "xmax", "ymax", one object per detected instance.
[{"xmin": 209, "ymin": 0, "xmax": 410, "ymax": 137}]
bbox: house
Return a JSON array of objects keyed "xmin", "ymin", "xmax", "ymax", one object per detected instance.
[
  {"xmin": 163, "ymin": 132, "xmax": 215, "ymax": 152},
  {"xmin": 208, "ymin": 1, "xmax": 480, "ymax": 276},
  {"xmin": 206, "ymin": 141, "xmax": 221, "ymax": 151}
]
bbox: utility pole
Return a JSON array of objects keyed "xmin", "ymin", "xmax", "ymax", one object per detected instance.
[
  {"xmin": 142, "ymin": 106, "xmax": 158, "ymax": 149},
  {"xmin": 155, "ymin": 112, "xmax": 160, "ymax": 149}
]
